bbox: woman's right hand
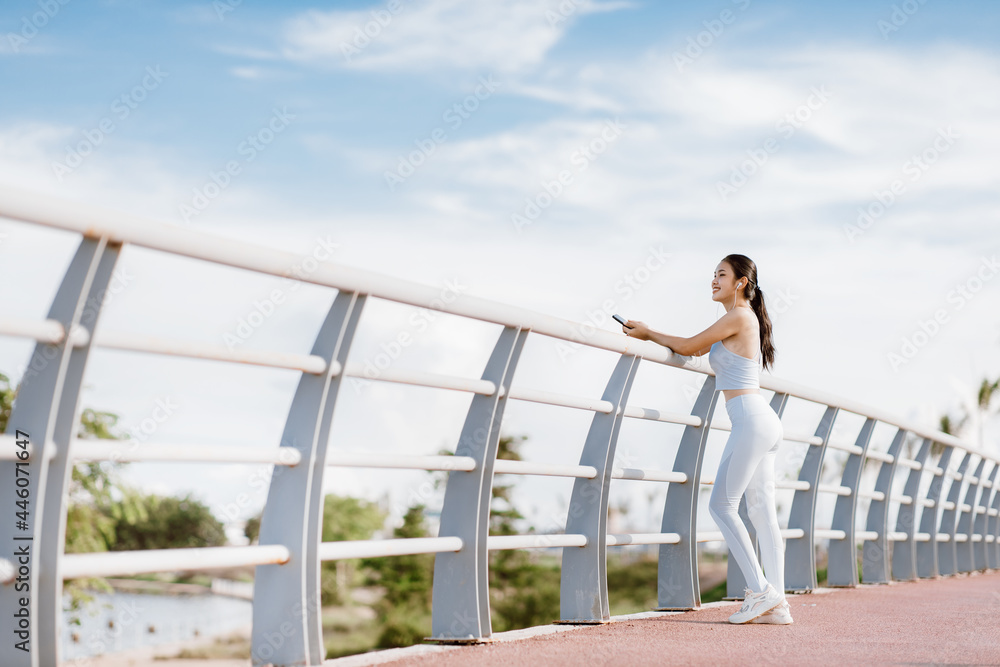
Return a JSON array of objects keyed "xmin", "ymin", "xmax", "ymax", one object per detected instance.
[{"xmin": 623, "ymin": 320, "xmax": 651, "ymax": 341}]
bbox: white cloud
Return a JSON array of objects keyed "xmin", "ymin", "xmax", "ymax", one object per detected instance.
[
  {"xmin": 4, "ymin": 30, "xmax": 999, "ymax": 530},
  {"xmin": 278, "ymin": 0, "xmax": 635, "ymax": 72},
  {"xmin": 230, "ymin": 66, "xmax": 262, "ymax": 79},
  {"xmin": 0, "ymin": 121, "xmax": 290, "ymax": 231},
  {"xmin": 0, "ymin": 123, "xmax": 74, "ymax": 176},
  {"xmin": 213, "ymin": 44, "xmax": 285, "ymax": 61},
  {"xmin": 375, "ymin": 41, "xmax": 1000, "ymax": 240}
]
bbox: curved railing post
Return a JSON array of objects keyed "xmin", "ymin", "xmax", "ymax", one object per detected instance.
[
  {"xmin": 252, "ymin": 290, "xmax": 366, "ymax": 667},
  {"xmin": 827, "ymin": 418, "xmax": 876, "ymax": 587},
  {"xmin": 973, "ymin": 462, "xmax": 997, "ymax": 571},
  {"xmin": 861, "ymin": 428, "xmax": 907, "ymax": 584},
  {"xmin": 938, "ymin": 451, "xmax": 972, "ymax": 576},
  {"xmin": 0, "ymin": 237, "xmax": 120, "ymax": 667},
  {"xmin": 989, "ymin": 480, "xmax": 1000, "ymax": 570},
  {"xmin": 725, "ymin": 392, "xmax": 789, "ymax": 598},
  {"xmin": 916, "ymin": 445, "xmax": 953, "ymax": 579},
  {"xmin": 955, "ymin": 457, "xmax": 986, "ymax": 573},
  {"xmin": 656, "ymin": 376, "xmax": 720, "ymax": 610},
  {"xmin": 430, "ymin": 325, "xmax": 527, "ymax": 642},
  {"xmin": 560, "ymin": 353, "xmax": 640, "ymax": 623},
  {"xmin": 891, "ymin": 437, "xmax": 932, "ymax": 581},
  {"xmin": 785, "ymin": 405, "xmax": 838, "ymax": 593}
]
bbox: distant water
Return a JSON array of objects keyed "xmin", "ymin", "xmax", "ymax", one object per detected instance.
[{"xmin": 60, "ymin": 591, "xmax": 252, "ymax": 661}]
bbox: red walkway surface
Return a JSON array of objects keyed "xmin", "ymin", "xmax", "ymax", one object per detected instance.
[{"xmin": 345, "ymin": 571, "xmax": 1000, "ymax": 667}]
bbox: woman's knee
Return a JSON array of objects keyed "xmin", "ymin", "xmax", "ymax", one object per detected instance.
[
  {"xmin": 708, "ymin": 490, "xmax": 737, "ymax": 518},
  {"xmin": 744, "ymin": 483, "xmax": 775, "ymax": 522},
  {"xmin": 746, "ymin": 501, "xmax": 771, "ymax": 527}
]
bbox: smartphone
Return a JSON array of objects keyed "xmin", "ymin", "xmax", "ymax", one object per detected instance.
[{"xmin": 613, "ymin": 314, "xmax": 632, "ymax": 328}]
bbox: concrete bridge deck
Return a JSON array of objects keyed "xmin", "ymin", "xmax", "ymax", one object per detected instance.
[{"xmin": 329, "ymin": 571, "xmax": 1000, "ymax": 667}]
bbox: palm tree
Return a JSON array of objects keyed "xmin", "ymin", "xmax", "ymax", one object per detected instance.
[
  {"xmin": 940, "ymin": 376, "xmax": 1000, "ymax": 455},
  {"xmin": 975, "ymin": 377, "xmax": 1000, "ymax": 452}
]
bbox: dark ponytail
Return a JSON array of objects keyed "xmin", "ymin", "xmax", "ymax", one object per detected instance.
[{"xmin": 721, "ymin": 254, "xmax": 776, "ymax": 372}]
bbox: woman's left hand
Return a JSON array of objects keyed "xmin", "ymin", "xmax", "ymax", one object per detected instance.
[{"xmin": 623, "ymin": 320, "xmax": 651, "ymax": 341}]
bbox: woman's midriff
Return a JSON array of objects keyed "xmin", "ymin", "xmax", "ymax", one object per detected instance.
[{"xmin": 722, "ymin": 388, "xmax": 761, "ymax": 402}]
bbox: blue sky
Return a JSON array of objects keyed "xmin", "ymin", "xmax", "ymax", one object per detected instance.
[
  {"xmin": 1, "ymin": 0, "xmax": 999, "ymax": 540},
  {"xmin": 5, "ymin": 0, "xmax": 999, "ymax": 225}
]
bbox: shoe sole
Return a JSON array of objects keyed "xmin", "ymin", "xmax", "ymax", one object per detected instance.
[
  {"xmin": 728, "ymin": 596, "xmax": 785, "ymax": 624},
  {"xmin": 751, "ymin": 609, "xmax": 794, "ymax": 625},
  {"xmin": 749, "ymin": 599, "xmax": 793, "ymax": 624},
  {"xmin": 752, "ymin": 615, "xmax": 793, "ymax": 625}
]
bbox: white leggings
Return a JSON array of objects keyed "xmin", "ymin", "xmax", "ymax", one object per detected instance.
[{"xmin": 707, "ymin": 392, "xmax": 785, "ymax": 595}]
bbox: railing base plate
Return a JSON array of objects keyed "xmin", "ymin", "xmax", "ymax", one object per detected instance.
[
  {"xmin": 552, "ymin": 619, "xmax": 608, "ymax": 625},
  {"xmin": 653, "ymin": 606, "xmax": 697, "ymax": 612}
]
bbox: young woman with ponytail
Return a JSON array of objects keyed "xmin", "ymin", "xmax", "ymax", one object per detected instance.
[{"xmin": 620, "ymin": 254, "xmax": 791, "ymax": 625}]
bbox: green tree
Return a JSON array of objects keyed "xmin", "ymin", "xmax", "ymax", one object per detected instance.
[
  {"xmin": 487, "ymin": 434, "xmax": 560, "ymax": 633},
  {"xmin": 64, "ymin": 404, "xmax": 135, "ymax": 622},
  {"xmin": 365, "ymin": 434, "xmax": 561, "ymax": 642},
  {"xmin": 109, "ymin": 492, "xmax": 226, "ymax": 551},
  {"xmin": 976, "ymin": 377, "xmax": 1000, "ymax": 451},
  {"xmin": 939, "ymin": 375, "xmax": 1000, "ymax": 457},
  {"xmin": 320, "ymin": 494, "xmax": 386, "ymax": 605},
  {"xmin": 2, "ymin": 370, "xmax": 233, "ymax": 621},
  {"xmin": 0, "ymin": 374, "xmax": 136, "ymax": 623},
  {"xmin": 0, "ymin": 372, "xmax": 14, "ymax": 433},
  {"xmin": 65, "ymin": 408, "xmax": 132, "ymax": 556},
  {"xmin": 363, "ymin": 504, "xmax": 434, "ymax": 648},
  {"xmin": 491, "ymin": 434, "xmax": 528, "ymax": 536},
  {"xmin": 244, "ymin": 515, "xmax": 261, "ymax": 544}
]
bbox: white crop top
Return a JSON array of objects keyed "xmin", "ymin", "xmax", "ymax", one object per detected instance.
[{"xmin": 708, "ymin": 340, "xmax": 761, "ymax": 390}]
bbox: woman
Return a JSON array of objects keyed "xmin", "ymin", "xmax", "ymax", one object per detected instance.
[{"xmin": 621, "ymin": 253, "xmax": 792, "ymax": 625}]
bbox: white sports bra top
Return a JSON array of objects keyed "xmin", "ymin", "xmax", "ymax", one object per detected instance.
[{"xmin": 708, "ymin": 340, "xmax": 761, "ymax": 390}]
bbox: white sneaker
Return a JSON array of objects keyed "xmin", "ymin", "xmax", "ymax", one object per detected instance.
[
  {"xmin": 750, "ymin": 599, "xmax": 793, "ymax": 625},
  {"xmin": 728, "ymin": 583, "xmax": 784, "ymax": 624}
]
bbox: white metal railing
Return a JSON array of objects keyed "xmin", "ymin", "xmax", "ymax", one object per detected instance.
[
  {"xmin": 0, "ymin": 186, "xmax": 997, "ymax": 667},
  {"xmin": 60, "ymin": 545, "xmax": 291, "ymax": 579}
]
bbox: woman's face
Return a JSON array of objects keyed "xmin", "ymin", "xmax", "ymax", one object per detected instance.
[{"xmin": 711, "ymin": 261, "xmax": 739, "ymax": 303}]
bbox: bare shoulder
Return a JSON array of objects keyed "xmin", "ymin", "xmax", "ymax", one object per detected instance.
[
  {"xmin": 719, "ymin": 305, "xmax": 756, "ymax": 332},
  {"xmin": 736, "ymin": 307, "xmax": 760, "ymax": 348},
  {"xmin": 724, "ymin": 307, "xmax": 759, "ymax": 351},
  {"xmin": 735, "ymin": 306, "xmax": 758, "ymax": 329}
]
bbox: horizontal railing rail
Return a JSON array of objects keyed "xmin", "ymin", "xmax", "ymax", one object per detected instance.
[{"xmin": 0, "ymin": 186, "xmax": 996, "ymax": 666}]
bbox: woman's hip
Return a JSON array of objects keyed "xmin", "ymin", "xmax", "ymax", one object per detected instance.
[
  {"xmin": 725, "ymin": 393, "xmax": 783, "ymax": 433},
  {"xmin": 725, "ymin": 392, "xmax": 773, "ymax": 416}
]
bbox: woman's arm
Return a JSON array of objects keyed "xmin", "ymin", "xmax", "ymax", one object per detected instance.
[
  {"xmin": 623, "ymin": 310, "xmax": 743, "ymax": 356},
  {"xmin": 625, "ymin": 322, "xmax": 688, "ymax": 352}
]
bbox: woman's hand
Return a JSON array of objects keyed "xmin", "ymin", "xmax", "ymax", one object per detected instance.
[{"xmin": 623, "ymin": 320, "xmax": 651, "ymax": 341}]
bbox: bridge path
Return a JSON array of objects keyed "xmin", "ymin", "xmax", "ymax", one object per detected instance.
[{"xmin": 329, "ymin": 571, "xmax": 1000, "ymax": 667}]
